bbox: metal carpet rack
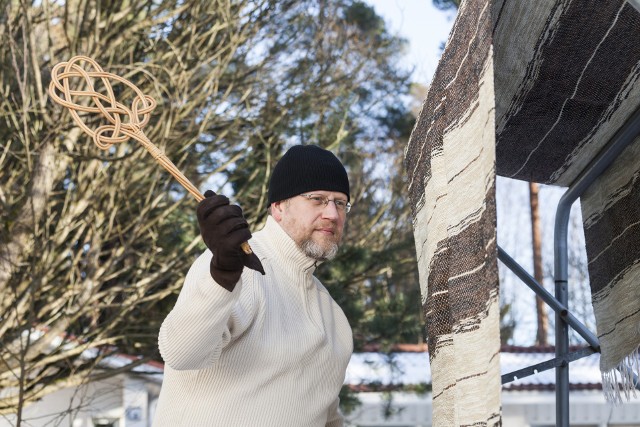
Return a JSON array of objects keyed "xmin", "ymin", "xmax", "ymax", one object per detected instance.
[{"xmin": 498, "ymin": 106, "xmax": 640, "ymax": 427}]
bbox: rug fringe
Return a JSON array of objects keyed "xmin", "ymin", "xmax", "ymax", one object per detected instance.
[{"xmin": 602, "ymin": 346, "xmax": 640, "ymax": 404}]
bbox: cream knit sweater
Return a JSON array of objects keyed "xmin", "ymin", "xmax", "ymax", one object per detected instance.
[{"xmin": 153, "ymin": 216, "xmax": 353, "ymax": 427}]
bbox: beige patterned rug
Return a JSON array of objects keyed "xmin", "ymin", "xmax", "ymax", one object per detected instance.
[
  {"xmin": 405, "ymin": 1, "xmax": 501, "ymax": 425},
  {"xmin": 406, "ymin": 0, "xmax": 640, "ymax": 423}
]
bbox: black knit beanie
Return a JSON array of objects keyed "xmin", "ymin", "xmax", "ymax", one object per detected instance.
[{"xmin": 268, "ymin": 145, "xmax": 350, "ymax": 204}]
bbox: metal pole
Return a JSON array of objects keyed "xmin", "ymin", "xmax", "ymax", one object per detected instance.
[
  {"xmin": 497, "ymin": 246, "xmax": 600, "ymax": 350},
  {"xmin": 553, "ymin": 106, "xmax": 640, "ymax": 427}
]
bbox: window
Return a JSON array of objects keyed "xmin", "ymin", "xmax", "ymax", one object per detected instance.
[{"xmin": 92, "ymin": 418, "xmax": 118, "ymax": 427}]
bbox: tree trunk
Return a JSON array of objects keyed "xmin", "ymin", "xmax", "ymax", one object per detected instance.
[{"xmin": 529, "ymin": 182, "xmax": 548, "ymax": 345}]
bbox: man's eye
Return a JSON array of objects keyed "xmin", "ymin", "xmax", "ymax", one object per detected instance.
[
  {"xmin": 310, "ymin": 196, "xmax": 324, "ymax": 203},
  {"xmin": 335, "ymin": 200, "xmax": 346, "ymax": 208}
]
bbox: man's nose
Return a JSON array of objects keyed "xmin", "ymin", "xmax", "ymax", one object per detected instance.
[{"xmin": 322, "ymin": 200, "xmax": 341, "ymax": 219}]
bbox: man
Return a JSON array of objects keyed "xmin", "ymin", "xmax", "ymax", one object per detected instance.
[{"xmin": 153, "ymin": 144, "xmax": 354, "ymax": 427}]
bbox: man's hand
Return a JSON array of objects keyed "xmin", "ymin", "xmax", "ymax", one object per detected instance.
[{"xmin": 197, "ymin": 190, "xmax": 265, "ymax": 291}]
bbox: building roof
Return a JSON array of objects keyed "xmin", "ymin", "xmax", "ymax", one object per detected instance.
[{"xmin": 345, "ymin": 346, "xmax": 613, "ymax": 392}]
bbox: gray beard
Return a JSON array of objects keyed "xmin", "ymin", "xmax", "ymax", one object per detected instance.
[{"xmin": 300, "ymin": 239, "xmax": 339, "ymax": 261}]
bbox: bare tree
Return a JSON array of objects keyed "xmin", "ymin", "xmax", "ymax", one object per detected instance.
[{"xmin": 1, "ymin": 0, "xmax": 266, "ymax": 418}]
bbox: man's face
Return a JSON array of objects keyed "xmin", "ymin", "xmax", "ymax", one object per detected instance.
[{"xmin": 271, "ymin": 190, "xmax": 348, "ymax": 261}]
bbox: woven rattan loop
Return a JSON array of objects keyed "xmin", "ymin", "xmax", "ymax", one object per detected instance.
[{"xmin": 49, "ymin": 55, "xmax": 253, "ymax": 255}]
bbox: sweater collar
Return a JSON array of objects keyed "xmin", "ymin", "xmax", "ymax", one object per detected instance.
[{"xmin": 259, "ymin": 216, "xmax": 318, "ymax": 273}]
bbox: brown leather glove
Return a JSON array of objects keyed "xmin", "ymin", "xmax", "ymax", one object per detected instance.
[{"xmin": 196, "ymin": 190, "xmax": 265, "ymax": 291}]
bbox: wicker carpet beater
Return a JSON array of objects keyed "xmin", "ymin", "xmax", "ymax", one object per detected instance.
[{"xmin": 48, "ymin": 55, "xmax": 252, "ymax": 254}]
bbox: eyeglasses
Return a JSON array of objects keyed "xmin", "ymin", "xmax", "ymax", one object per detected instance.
[{"xmin": 299, "ymin": 193, "xmax": 351, "ymax": 213}]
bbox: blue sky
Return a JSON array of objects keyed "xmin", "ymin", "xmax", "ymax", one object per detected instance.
[{"xmin": 364, "ymin": 0, "xmax": 457, "ymax": 85}]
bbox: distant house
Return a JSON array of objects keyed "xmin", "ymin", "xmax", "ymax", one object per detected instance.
[
  {"xmin": 0, "ymin": 355, "xmax": 163, "ymax": 427},
  {"xmin": 2, "ymin": 347, "xmax": 639, "ymax": 427}
]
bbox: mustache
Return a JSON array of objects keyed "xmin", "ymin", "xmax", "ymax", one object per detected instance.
[{"xmin": 316, "ymin": 222, "xmax": 338, "ymax": 231}]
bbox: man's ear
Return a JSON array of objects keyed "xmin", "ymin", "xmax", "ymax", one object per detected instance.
[{"xmin": 271, "ymin": 201, "xmax": 284, "ymax": 221}]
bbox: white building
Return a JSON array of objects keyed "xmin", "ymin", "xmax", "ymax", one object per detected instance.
[
  {"xmin": 2, "ymin": 347, "xmax": 639, "ymax": 427},
  {"xmin": 0, "ymin": 355, "xmax": 163, "ymax": 427}
]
